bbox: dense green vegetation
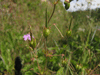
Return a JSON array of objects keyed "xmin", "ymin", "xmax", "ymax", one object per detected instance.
[{"xmin": 0, "ymin": 0, "xmax": 100, "ymax": 75}]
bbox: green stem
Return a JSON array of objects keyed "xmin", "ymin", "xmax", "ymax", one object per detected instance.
[
  {"xmin": 69, "ymin": 16, "xmax": 73, "ymax": 30},
  {"xmin": 44, "ymin": 38, "xmax": 47, "ymax": 74},
  {"xmin": 30, "ymin": 26, "xmax": 32, "ymax": 41},
  {"xmin": 45, "ymin": 8, "xmax": 47, "ymax": 28},
  {"xmin": 48, "ymin": 0, "xmax": 59, "ymax": 24},
  {"xmin": 66, "ymin": 53, "xmax": 72, "ymax": 74}
]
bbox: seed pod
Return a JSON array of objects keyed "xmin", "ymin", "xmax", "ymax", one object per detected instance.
[
  {"xmin": 29, "ymin": 39, "xmax": 36, "ymax": 49},
  {"xmin": 43, "ymin": 28, "xmax": 50, "ymax": 38},
  {"xmin": 76, "ymin": 64, "xmax": 82, "ymax": 70},
  {"xmin": 62, "ymin": 60, "xmax": 67, "ymax": 66},
  {"xmin": 66, "ymin": 30, "xmax": 72, "ymax": 36},
  {"xmin": 64, "ymin": 1, "xmax": 70, "ymax": 10}
]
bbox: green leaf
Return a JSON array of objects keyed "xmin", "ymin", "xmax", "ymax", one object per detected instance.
[
  {"xmin": 25, "ymin": 71, "xmax": 33, "ymax": 75},
  {"xmin": 23, "ymin": 64, "xmax": 33, "ymax": 71},
  {"xmin": 56, "ymin": 67, "xmax": 64, "ymax": 75},
  {"xmin": 96, "ymin": 49, "xmax": 100, "ymax": 53}
]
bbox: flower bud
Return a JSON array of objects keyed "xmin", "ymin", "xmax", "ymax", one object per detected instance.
[
  {"xmin": 62, "ymin": 59, "xmax": 67, "ymax": 66},
  {"xmin": 29, "ymin": 38, "xmax": 36, "ymax": 49},
  {"xmin": 76, "ymin": 64, "xmax": 82, "ymax": 70},
  {"xmin": 64, "ymin": 1, "xmax": 70, "ymax": 10},
  {"xmin": 66, "ymin": 30, "xmax": 72, "ymax": 36},
  {"xmin": 43, "ymin": 28, "xmax": 50, "ymax": 38}
]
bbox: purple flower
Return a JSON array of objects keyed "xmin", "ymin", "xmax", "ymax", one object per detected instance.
[{"xmin": 23, "ymin": 34, "xmax": 34, "ymax": 41}]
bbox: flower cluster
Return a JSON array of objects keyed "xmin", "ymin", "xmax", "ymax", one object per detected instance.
[{"xmin": 23, "ymin": 34, "xmax": 34, "ymax": 41}]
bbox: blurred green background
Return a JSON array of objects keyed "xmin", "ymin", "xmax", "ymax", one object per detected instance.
[{"xmin": 0, "ymin": 0, "xmax": 100, "ymax": 75}]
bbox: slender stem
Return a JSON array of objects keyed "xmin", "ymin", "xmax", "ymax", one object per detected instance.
[
  {"xmin": 45, "ymin": 38, "xmax": 47, "ymax": 68},
  {"xmin": 36, "ymin": 55, "xmax": 42, "ymax": 74},
  {"xmin": 66, "ymin": 53, "xmax": 72, "ymax": 74},
  {"xmin": 43, "ymin": 0, "xmax": 60, "ymax": 73},
  {"xmin": 45, "ymin": 8, "xmax": 48, "ymax": 28},
  {"xmin": 54, "ymin": 24, "xmax": 64, "ymax": 38},
  {"xmin": 48, "ymin": 0, "xmax": 59, "ymax": 24},
  {"xmin": 48, "ymin": 4, "xmax": 56, "ymax": 23},
  {"xmin": 29, "ymin": 25, "xmax": 32, "ymax": 41},
  {"xmin": 69, "ymin": 16, "xmax": 73, "ymax": 30},
  {"xmin": 89, "ymin": 63, "xmax": 100, "ymax": 75},
  {"xmin": 44, "ymin": 38, "xmax": 47, "ymax": 74}
]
